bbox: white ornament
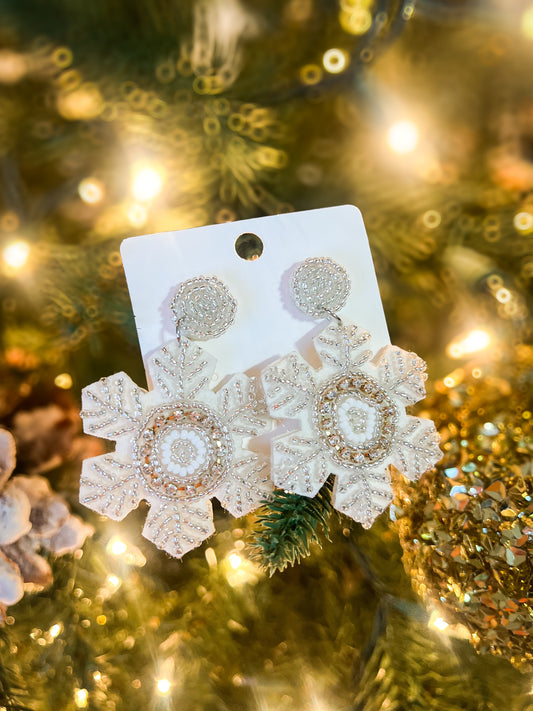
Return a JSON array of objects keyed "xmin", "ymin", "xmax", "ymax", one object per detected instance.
[
  {"xmin": 0, "ymin": 550, "xmax": 24, "ymax": 606},
  {"xmin": 0, "ymin": 479, "xmax": 32, "ymax": 545},
  {"xmin": 44, "ymin": 514, "xmax": 95, "ymax": 556},
  {"xmin": 80, "ymin": 337, "xmax": 272, "ymax": 558},
  {"xmin": 261, "ymin": 319, "xmax": 442, "ymax": 528}
]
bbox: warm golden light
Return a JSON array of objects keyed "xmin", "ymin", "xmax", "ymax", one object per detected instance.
[
  {"xmin": 205, "ymin": 547, "xmax": 218, "ymax": 569},
  {"xmin": 106, "ymin": 536, "xmax": 145, "ymax": 566},
  {"xmin": 127, "ymin": 202, "xmax": 148, "ymax": 228},
  {"xmin": 495, "ymin": 287, "xmax": 511, "ymax": 304},
  {"xmin": 387, "ymin": 120, "xmax": 419, "ymax": 154},
  {"xmin": 521, "ymin": 6, "xmax": 533, "ymax": 40},
  {"xmin": 107, "ymin": 575, "xmax": 120, "ymax": 589},
  {"xmin": 513, "ymin": 211, "xmax": 533, "ymax": 232},
  {"xmin": 57, "ymin": 85, "xmax": 103, "ymax": 120},
  {"xmin": 156, "ymin": 678, "xmax": 171, "ymax": 695},
  {"xmin": 322, "ymin": 48, "xmax": 347, "ymax": 74},
  {"xmin": 432, "ymin": 616, "xmax": 449, "ymax": 631},
  {"xmin": 3, "ymin": 239, "xmax": 30, "ymax": 271},
  {"xmin": 124, "ymin": 544, "xmax": 147, "ymax": 567},
  {"xmin": 442, "ymin": 368, "xmax": 464, "ymax": 389},
  {"xmin": 78, "ymin": 177, "xmax": 105, "ymax": 205},
  {"xmin": 228, "ymin": 553, "xmax": 242, "ymax": 570},
  {"xmin": 299, "ymin": 64, "xmax": 322, "ymax": 86},
  {"xmin": 402, "ymin": 2, "xmax": 415, "ymax": 20},
  {"xmin": 422, "ymin": 209, "xmax": 441, "ymax": 229},
  {"xmin": 225, "ymin": 552, "xmax": 262, "ymax": 588},
  {"xmin": 54, "ymin": 373, "xmax": 73, "ymax": 390},
  {"xmin": 339, "ymin": 8, "xmax": 372, "ymax": 35},
  {"xmin": 447, "ymin": 329, "xmax": 491, "ymax": 359},
  {"xmin": 49, "ymin": 623, "xmax": 62, "ymax": 638},
  {"xmin": 74, "ymin": 688, "xmax": 89, "ymax": 708},
  {"xmin": 447, "ymin": 344, "xmax": 462, "ymax": 359},
  {"xmin": 108, "ymin": 537, "xmax": 127, "ymax": 555},
  {"xmin": 131, "ymin": 165, "xmax": 164, "ymax": 201},
  {"xmin": 0, "ymin": 50, "xmax": 26, "ymax": 84}
]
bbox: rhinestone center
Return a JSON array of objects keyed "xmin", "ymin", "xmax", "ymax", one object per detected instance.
[
  {"xmin": 315, "ymin": 373, "xmax": 397, "ymax": 467},
  {"xmin": 336, "ymin": 395, "xmax": 380, "ymax": 446},
  {"xmin": 133, "ymin": 402, "xmax": 232, "ymax": 501}
]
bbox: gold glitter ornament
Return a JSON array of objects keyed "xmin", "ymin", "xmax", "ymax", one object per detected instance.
[{"xmin": 394, "ymin": 349, "xmax": 533, "ymax": 672}]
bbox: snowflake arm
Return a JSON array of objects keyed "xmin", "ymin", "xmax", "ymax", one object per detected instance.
[
  {"xmin": 271, "ymin": 430, "xmax": 329, "ymax": 497},
  {"xmin": 217, "ymin": 374, "xmax": 269, "ymax": 440},
  {"xmin": 147, "ymin": 339, "xmax": 216, "ymax": 402},
  {"xmin": 143, "ymin": 498, "xmax": 215, "ymax": 558},
  {"xmin": 216, "ymin": 455, "xmax": 271, "ymax": 517},
  {"xmin": 79, "ymin": 453, "xmax": 144, "ymax": 520},
  {"xmin": 313, "ymin": 321, "xmax": 372, "ymax": 377},
  {"xmin": 331, "ymin": 463, "xmax": 393, "ymax": 529},
  {"xmin": 371, "ymin": 346, "xmax": 428, "ymax": 405},
  {"xmin": 81, "ymin": 373, "xmax": 145, "ymax": 442},
  {"xmin": 215, "ymin": 375, "xmax": 273, "ymax": 515},
  {"xmin": 389, "ymin": 416, "xmax": 442, "ymax": 480},
  {"xmin": 261, "ymin": 352, "xmax": 316, "ymax": 418}
]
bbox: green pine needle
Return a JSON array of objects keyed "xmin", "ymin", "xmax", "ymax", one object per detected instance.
[
  {"xmin": 0, "ymin": 628, "xmax": 31, "ymax": 711},
  {"xmin": 247, "ymin": 477, "xmax": 335, "ymax": 575}
]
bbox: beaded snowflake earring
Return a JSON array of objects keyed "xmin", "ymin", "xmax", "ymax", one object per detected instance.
[
  {"xmin": 80, "ymin": 276, "xmax": 272, "ymax": 558},
  {"xmin": 261, "ymin": 257, "xmax": 442, "ymax": 529}
]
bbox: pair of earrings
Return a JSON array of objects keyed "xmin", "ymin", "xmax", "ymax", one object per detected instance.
[{"xmin": 80, "ymin": 258, "xmax": 441, "ymax": 559}]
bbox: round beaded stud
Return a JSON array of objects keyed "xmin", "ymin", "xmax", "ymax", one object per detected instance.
[
  {"xmin": 289, "ymin": 257, "xmax": 350, "ymax": 319},
  {"xmin": 170, "ymin": 276, "xmax": 236, "ymax": 340}
]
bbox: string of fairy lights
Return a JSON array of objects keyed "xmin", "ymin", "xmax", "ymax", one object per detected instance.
[
  {"xmin": 2, "ymin": 120, "xmax": 526, "ymax": 398},
  {"xmin": 18, "ymin": 505, "xmax": 527, "ymax": 709},
  {"xmin": 1, "ymin": 233, "xmax": 530, "ymax": 699},
  {"xmin": 9, "ymin": 526, "xmax": 262, "ymax": 708}
]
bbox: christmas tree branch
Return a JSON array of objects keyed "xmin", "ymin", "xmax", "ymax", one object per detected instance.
[
  {"xmin": 0, "ymin": 628, "xmax": 32, "ymax": 711},
  {"xmin": 351, "ymin": 609, "xmax": 532, "ymax": 711},
  {"xmin": 247, "ymin": 477, "xmax": 335, "ymax": 575}
]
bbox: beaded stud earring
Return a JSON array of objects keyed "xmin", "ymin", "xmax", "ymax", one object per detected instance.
[
  {"xmin": 261, "ymin": 257, "xmax": 441, "ymax": 528},
  {"xmin": 80, "ymin": 276, "xmax": 272, "ymax": 558}
]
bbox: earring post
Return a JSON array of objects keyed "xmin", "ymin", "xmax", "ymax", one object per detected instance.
[
  {"xmin": 175, "ymin": 318, "xmax": 183, "ymax": 346},
  {"xmin": 322, "ymin": 307, "xmax": 343, "ymax": 326}
]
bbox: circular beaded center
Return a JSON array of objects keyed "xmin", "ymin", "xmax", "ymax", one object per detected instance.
[
  {"xmin": 133, "ymin": 402, "xmax": 232, "ymax": 501},
  {"xmin": 315, "ymin": 373, "xmax": 397, "ymax": 467},
  {"xmin": 159, "ymin": 427, "xmax": 210, "ymax": 476}
]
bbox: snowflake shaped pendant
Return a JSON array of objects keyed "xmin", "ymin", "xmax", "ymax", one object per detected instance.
[
  {"xmin": 261, "ymin": 320, "xmax": 442, "ymax": 528},
  {"xmin": 80, "ymin": 338, "xmax": 272, "ymax": 557}
]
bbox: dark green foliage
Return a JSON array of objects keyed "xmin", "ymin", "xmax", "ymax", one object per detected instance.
[
  {"xmin": 352, "ymin": 608, "xmax": 533, "ymax": 711},
  {"xmin": 0, "ymin": 628, "xmax": 31, "ymax": 710},
  {"xmin": 247, "ymin": 478, "xmax": 335, "ymax": 574}
]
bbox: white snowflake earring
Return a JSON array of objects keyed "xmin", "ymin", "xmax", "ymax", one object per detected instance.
[
  {"xmin": 80, "ymin": 276, "xmax": 272, "ymax": 558},
  {"xmin": 261, "ymin": 257, "xmax": 442, "ymax": 529}
]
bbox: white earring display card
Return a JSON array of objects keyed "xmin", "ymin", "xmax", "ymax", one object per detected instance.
[{"xmin": 120, "ymin": 204, "xmax": 390, "ymax": 382}]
